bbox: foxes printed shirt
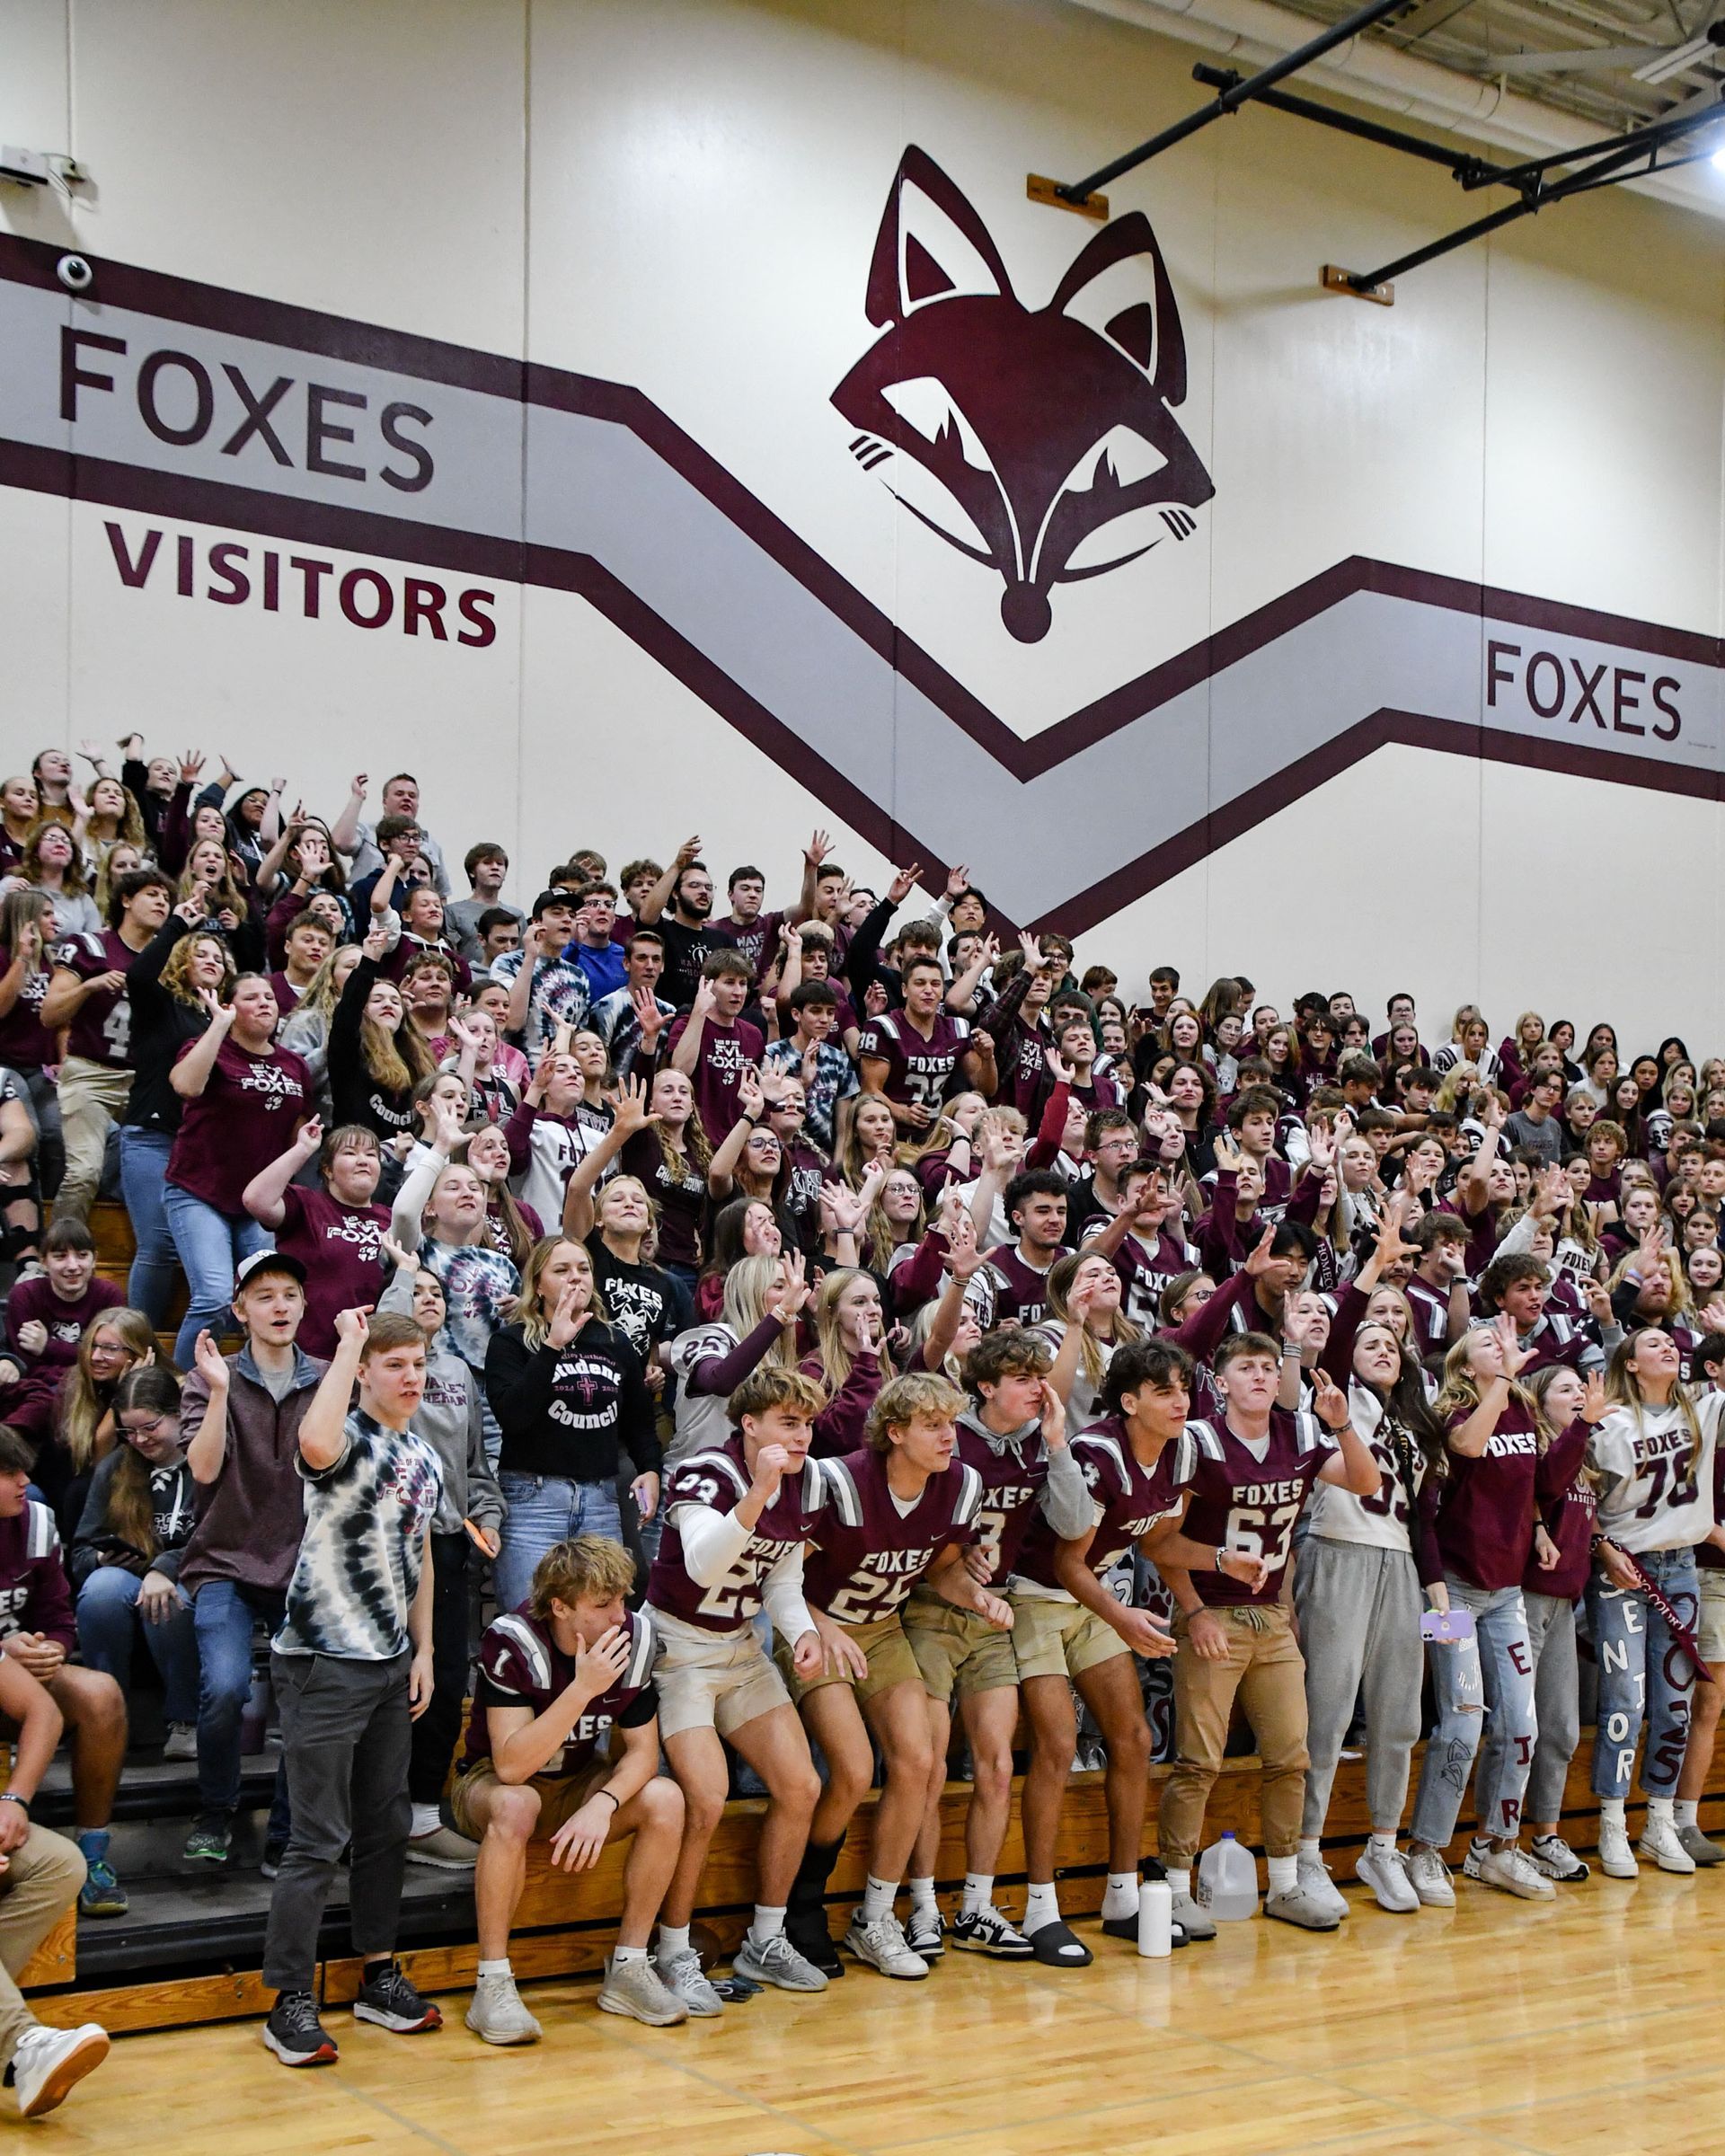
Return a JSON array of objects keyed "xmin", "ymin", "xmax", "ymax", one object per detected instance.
[{"xmin": 275, "ymin": 1409, "xmax": 443, "ymax": 1661}]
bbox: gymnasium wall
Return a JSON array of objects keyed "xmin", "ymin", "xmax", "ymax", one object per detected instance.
[{"xmin": 4, "ymin": 0, "xmax": 1725, "ymax": 1041}]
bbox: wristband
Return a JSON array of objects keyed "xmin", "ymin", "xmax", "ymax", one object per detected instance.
[
  {"xmin": 594, "ymin": 1788, "xmax": 620, "ymax": 1812},
  {"xmin": 1280, "ymin": 1339, "xmax": 1300, "ymax": 1358},
  {"xmin": 0, "ymin": 1792, "xmax": 29, "ymax": 1816},
  {"xmin": 1215, "ymin": 1546, "xmax": 1227, "ymax": 1571}
]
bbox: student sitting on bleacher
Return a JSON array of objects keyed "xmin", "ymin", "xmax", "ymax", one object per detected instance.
[{"xmin": 70, "ymin": 1365, "xmax": 199, "ymax": 1764}]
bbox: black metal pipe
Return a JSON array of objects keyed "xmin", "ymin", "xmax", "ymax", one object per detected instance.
[
  {"xmin": 1349, "ymin": 193, "xmax": 1538, "ymax": 288},
  {"xmin": 1190, "ymin": 63, "xmax": 1484, "ymax": 172},
  {"xmin": 1460, "ymin": 92, "xmax": 1725, "ymax": 191},
  {"xmin": 1057, "ymin": 0, "xmax": 1411, "ymax": 199}
]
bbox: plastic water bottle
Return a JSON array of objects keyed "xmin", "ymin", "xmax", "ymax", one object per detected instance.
[
  {"xmin": 1137, "ymin": 1878, "xmax": 1172, "ymax": 1957},
  {"xmin": 1197, "ymin": 1830, "xmax": 1259, "ymax": 1921}
]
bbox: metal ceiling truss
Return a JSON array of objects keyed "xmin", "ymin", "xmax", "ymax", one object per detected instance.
[{"xmin": 1031, "ymin": 0, "xmax": 1725, "ymax": 303}]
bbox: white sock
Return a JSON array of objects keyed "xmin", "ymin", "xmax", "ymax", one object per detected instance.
[
  {"xmin": 1297, "ymin": 1836, "xmax": 1322, "ymax": 1861},
  {"xmin": 1267, "ymin": 1855, "xmax": 1297, "ymax": 1895},
  {"xmin": 1023, "ymin": 1881, "xmax": 1060, "ymax": 1931},
  {"xmin": 908, "ymin": 1875, "xmax": 938, "ymax": 1916},
  {"xmin": 657, "ymin": 1922, "xmax": 690, "ymax": 1957},
  {"xmin": 1676, "ymin": 1799, "xmax": 1700, "ymax": 1829},
  {"xmin": 477, "ymin": 1957, "xmax": 511, "ymax": 1980},
  {"xmin": 612, "ymin": 1944, "xmax": 647, "ymax": 1965},
  {"xmin": 1600, "ymin": 1798, "xmax": 1627, "ymax": 1829},
  {"xmin": 750, "ymin": 1904, "xmax": 786, "ymax": 1942},
  {"xmin": 1164, "ymin": 1867, "xmax": 1190, "ymax": 1898},
  {"xmin": 861, "ymin": 1874, "xmax": 897, "ymax": 1923},
  {"xmin": 1367, "ymin": 1832, "xmax": 1396, "ymax": 1858},
  {"xmin": 962, "ymin": 1871, "xmax": 993, "ymax": 1916},
  {"xmin": 410, "ymin": 1802, "xmax": 441, "ymax": 1838},
  {"xmin": 1100, "ymin": 1870, "xmax": 1138, "ymax": 1921},
  {"xmin": 1648, "ymin": 1796, "xmax": 1676, "ymax": 1825}
]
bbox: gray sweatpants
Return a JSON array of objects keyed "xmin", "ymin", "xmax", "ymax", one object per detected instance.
[
  {"xmin": 1295, "ymin": 1537, "xmax": 1425, "ymax": 1839},
  {"xmin": 1476, "ymin": 1589, "xmax": 1579, "ymax": 1830},
  {"xmin": 262, "ymin": 1648, "xmax": 412, "ymax": 1995}
]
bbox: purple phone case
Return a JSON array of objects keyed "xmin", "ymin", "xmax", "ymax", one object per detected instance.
[{"xmin": 1420, "ymin": 1609, "xmax": 1476, "ymax": 1644}]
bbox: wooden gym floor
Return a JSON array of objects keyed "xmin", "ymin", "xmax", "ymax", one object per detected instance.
[{"xmin": 53, "ymin": 1862, "xmax": 1725, "ymax": 2156}]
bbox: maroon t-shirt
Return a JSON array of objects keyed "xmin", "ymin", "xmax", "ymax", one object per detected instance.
[
  {"xmin": 620, "ymin": 1127, "xmax": 707, "ymax": 1270},
  {"xmin": 52, "ymin": 930, "xmax": 139, "ymax": 1068},
  {"xmin": 166, "ymin": 1037, "xmax": 313, "ymax": 1215},
  {"xmin": 461, "ymin": 1604, "xmax": 659, "ymax": 1775},
  {"xmin": 801, "ymin": 1445, "xmax": 981, "ymax": 1623},
  {"xmin": 647, "ymin": 1436, "xmax": 828, "ymax": 1633},
  {"xmin": 663, "ymin": 1012, "xmax": 765, "ymax": 1146},
  {"xmin": 1434, "ymin": 1398, "xmax": 1540, "ymax": 1592},
  {"xmin": 1178, "ymin": 1409, "xmax": 1335, "ymax": 1605},
  {"xmin": 4, "ymin": 1275, "xmax": 123, "ymax": 1373},
  {"xmin": 1015, "ymin": 1418, "xmax": 1193, "ymax": 1587},
  {"xmin": 275, "ymin": 1182, "xmax": 391, "ymax": 1358},
  {"xmin": 1530, "ymin": 1417, "xmax": 1594, "ymax": 1599},
  {"xmin": 855, "ymin": 1008, "xmax": 971, "ymax": 1114},
  {"xmin": 0, "ymin": 950, "xmax": 56, "ymax": 1071},
  {"xmin": 710, "ymin": 910, "xmax": 784, "ymax": 985}
]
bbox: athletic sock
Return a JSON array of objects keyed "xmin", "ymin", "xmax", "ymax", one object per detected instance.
[
  {"xmin": 908, "ymin": 1875, "xmax": 938, "ymax": 1917},
  {"xmin": 1600, "ymin": 1798, "xmax": 1627, "ymax": 1830},
  {"xmin": 861, "ymin": 1874, "xmax": 897, "ymax": 1924},
  {"xmin": 1100, "ymin": 1871, "xmax": 1139, "ymax": 1921},
  {"xmin": 1297, "ymin": 1836, "xmax": 1322, "ymax": 1862},
  {"xmin": 1023, "ymin": 1881, "xmax": 1060, "ymax": 1932},
  {"xmin": 1164, "ymin": 1868, "xmax": 1191, "ymax": 1899},
  {"xmin": 750, "ymin": 1904, "xmax": 786, "ymax": 1943},
  {"xmin": 962, "ymin": 1871, "xmax": 993, "ymax": 1917},
  {"xmin": 1676, "ymin": 1799, "xmax": 1700, "ymax": 1829},
  {"xmin": 409, "ymin": 1802, "xmax": 441, "ymax": 1839},
  {"xmin": 1266, "ymin": 1854, "xmax": 1297, "ymax": 1895},
  {"xmin": 477, "ymin": 1957, "xmax": 511, "ymax": 1980},
  {"xmin": 1647, "ymin": 1796, "xmax": 1676, "ymax": 1825},
  {"xmin": 657, "ymin": 1923, "xmax": 691, "ymax": 1957},
  {"xmin": 1367, "ymin": 1832, "xmax": 1396, "ymax": 1858}
]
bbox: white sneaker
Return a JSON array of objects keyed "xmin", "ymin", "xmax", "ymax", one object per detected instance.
[
  {"xmin": 162, "ymin": 1723, "xmax": 199, "ymax": 1762},
  {"xmin": 1354, "ymin": 1844, "xmax": 1420, "ymax": 1913},
  {"xmin": 656, "ymin": 1946, "xmax": 724, "ymax": 2018},
  {"xmin": 1597, "ymin": 1817, "xmax": 1639, "ymax": 1878},
  {"xmin": 464, "ymin": 1971, "xmax": 543, "ymax": 2045},
  {"xmin": 1295, "ymin": 1852, "xmax": 1349, "ymax": 1922},
  {"xmin": 731, "ymin": 1930, "xmax": 828, "ymax": 1993},
  {"xmin": 843, "ymin": 1910, "xmax": 929, "ymax": 1979},
  {"xmin": 1406, "ymin": 1849, "xmax": 1455, "ymax": 1908},
  {"xmin": 1460, "ymin": 1837, "xmax": 1491, "ymax": 1882},
  {"xmin": 1639, "ymin": 1816, "xmax": 1697, "ymax": 1875},
  {"xmin": 1477, "ymin": 1846, "xmax": 1554, "ymax": 1901},
  {"xmin": 597, "ymin": 1953, "xmax": 688, "ymax": 2026},
  {"xmin": 1528, "ymin": 1834, "xmax": 1589, "ymax": 1883},
  {"xmin": 11, "ymin": 2023, "xmax": 110, "ymax": 2117}
]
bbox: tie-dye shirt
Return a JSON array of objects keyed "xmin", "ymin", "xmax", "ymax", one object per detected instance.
[{"xmin": 274, "ymin": 1410, "xmax": 443, "ymax": 1661}]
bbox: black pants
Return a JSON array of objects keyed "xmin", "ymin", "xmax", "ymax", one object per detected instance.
[
  {"xmin": 408, "ymin": 1532, "xmax": 471, "ymax": 1807},
  {"xmin": 263, "ymin": 1649, "xmax": 411, "ymax": 1994}
]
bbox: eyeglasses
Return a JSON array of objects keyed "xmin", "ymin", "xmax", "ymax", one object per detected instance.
[{"xmin": 120, "ymin": 1414, "xmax": 173, "ymax": 1438}]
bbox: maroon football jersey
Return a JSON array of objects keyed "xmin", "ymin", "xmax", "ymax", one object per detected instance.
[
  {"xmin": 1403, "ymin": 1275, "xmax": 1454, "ymax": 1362},
  {"xmin": 1179, "ymin": 1409, "xmax": 1336, "ymax": 1606},
  {"xmin": 0, "ymin": 950, "xmax": 56, "ymax": 1071},
  {"xmin": 1015, "ymin": 1418, "xmax": 1194, "ymax": 1587},
  {"xmin": 1084, "ymin": 1220, "xmax": 1199, "ymax": 1329},
  {"xmin": 951, "ymin": 1411, "xmax": 1056, "ymax": 1580},
  {"xmin": 986, "ymin": 1243, "xmax": 1068, "ymax": 1328},
  {"xmin": 52, "ymin": 930, "xmax": 139, "ymax": 1067},
  {"xmin": 1434, "ymin": 1398, "xmax": 1540, "ymax": 1591},
  {"xmin": 802, "ymin": 1445, "xmax": 982, "ymax": 1624},
  {"xmin": 462, "ymin": 1604, "xmax": 659, "ymax": 1775},
  {"xmin": 647, "ymin": 1436, "xmax": 827, "ymax": 1633},
  {"xmin": 855, "ymin": 1007, "xmax": 971, "ymax": 1114}
]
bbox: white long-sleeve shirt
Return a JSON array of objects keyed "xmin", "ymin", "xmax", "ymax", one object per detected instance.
[{"xmin": 673, "ymin": 1502, "xmax": 814, "ymax": 1648}]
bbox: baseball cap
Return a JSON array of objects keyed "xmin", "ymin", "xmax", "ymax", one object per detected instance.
[{"xmin": 234, "ymin": 1249, "xmax": 307, "ymax": 1291}]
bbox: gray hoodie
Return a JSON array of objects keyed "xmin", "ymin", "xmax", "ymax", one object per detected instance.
[
  {"xmin": 380, "ymin": 1268, "xmax": 506, "ymax": 1537},
  {"xmin": 955, "ymin": 1407, "xmax": 1093, "ymax": 1564}
]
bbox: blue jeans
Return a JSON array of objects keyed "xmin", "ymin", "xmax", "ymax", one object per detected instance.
[
  {"xmin": 1411, "ymin": 1576, "xmax": 1535, "ymax": 1845},
  {"xmin": 76, "ymin": 1562, "xmax": 201, "ymax": 1723},
  {"xmin": 118, "ymin": 1127, "xmax": 179, "ymax": 1330},
  {"xmin": 494, "ymin": 1472, "xmax": 623, "ymax": 1613},
  {"xmin": 192, "ymin": 1578, "xmax": 291, "ymax": 1840},
  {"xmin": 163, "ymin": 1185, "xmax": 270, "ymax": 1368},
  {"xmin": 1587, "ymin": 1545, "xmax": 1699, "ymax": 1800}
]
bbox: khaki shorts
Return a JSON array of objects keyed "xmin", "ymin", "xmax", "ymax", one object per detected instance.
[
  {"xmin": 1699, "ymin": 1571, "xmax": 1725, "ymax": 1666},
  {"xmin": 903, "ymin": 1587, "xmax": 1020, "ymax": 1704},
  {"xmin": 1008, "ymin": 1586, "xmax": 1128, "ymax": 1683},
  {"xmin": 652, "ymin": 1607, "xmax": 790, "ymax": 1739},
  {"xmin": 776, "ymin": 1612, "xmax": 922, "ymax": 1704},
  {"xmin": 448, "ymin": 1751, "xmax": 611, "ymax": 1842}
]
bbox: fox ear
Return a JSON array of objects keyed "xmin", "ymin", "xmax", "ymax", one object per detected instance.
[
  {"xmin": 865, "ymin": 146, "xmax": 1013, "ymax": 330},
  {"xmin": 1049, "ymin": 210, "xmax": 1188, "ymax": 408}
]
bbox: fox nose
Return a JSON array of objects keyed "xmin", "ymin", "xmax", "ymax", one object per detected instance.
[{"xmin": 1000, "ymin": 582, "xmax": 1052, "ymax": 642}]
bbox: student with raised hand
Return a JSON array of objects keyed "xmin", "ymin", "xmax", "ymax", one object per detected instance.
[
  {"xmin": 328, "ymin": 923, "xmax": 435, "ymax": 1144},
  {"xmin": 390, "ymin": 1094, "xmax": 523, "ymax": 1383},
  {"xmin": 243, "ymin": 1117, "xmax": 391, "ymax": 1360},
  {"xmin": 261, "ymin": 1308, "xmax": 445, "ymax": 2070}
]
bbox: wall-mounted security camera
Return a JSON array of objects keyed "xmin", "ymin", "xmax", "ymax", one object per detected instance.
[{"xmin": 55, "ymin": 254, "xmax": 93, "ymax": 295}]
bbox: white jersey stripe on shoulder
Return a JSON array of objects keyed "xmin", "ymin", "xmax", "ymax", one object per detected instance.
[
  {"xmin": 491, "ymin": 1613, "xmax": 553, "ymax": 1692},
  {"xmin": 626, "ymin": 1610, "xmax": 658, "ymax": 1688},
  {"xmin": 23, "ymin": 1500, "xmax": 56, "ymax": 1560},
  {"xmin": 954, "ymin": 1460, "xmax": 983, "ymax": 1527},
  {"xmin": 1188, "ymin": 1418, "xmax": 1226, "ymax": 1462},
  {"xmin": 823, "ymin": 1459, "xmax": 863, "ymax": 1527},
  {"xmin": 677, "ymin": 1450, "xmax": 750, "ymax": 1500},
  {"xmin": 1079, "ymin": 1433, "xmax": 1128, "ymax": 1489}
]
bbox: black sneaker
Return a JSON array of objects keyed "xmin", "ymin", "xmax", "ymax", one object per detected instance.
[
  {"xmin": 183, "ymin": 1815, "xmax": 233, "ymax": 1865},
  {"xmin": 260, "ymin": 1839, "xmax": 287, "ymax": 1880},
  {"xmin": 261, "ymin": 1992, "xmax": 338, "ymax": 2068},
  {"xmin": 784, "ymin": 1912, "xmax": 844, "ymax": 1978},
  {"xmin": 352, "ymin": 1960, "xmax": 442, "ymax": 2034}
]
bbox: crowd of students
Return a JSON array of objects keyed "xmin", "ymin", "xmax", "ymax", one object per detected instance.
[{"xmin": 0, "ymin": 737, "xmax": 1721, "ymax": 2097}]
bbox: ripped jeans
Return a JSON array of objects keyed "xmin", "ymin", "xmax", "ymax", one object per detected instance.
[{"xmin": 1411, "ymin": 1576, "xmax": 1535, "ymax": 1847}]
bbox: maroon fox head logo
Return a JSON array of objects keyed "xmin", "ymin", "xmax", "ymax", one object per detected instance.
[{"xmin": 833, "ymin": 147, "xmax": 1213, "ymax": 643}]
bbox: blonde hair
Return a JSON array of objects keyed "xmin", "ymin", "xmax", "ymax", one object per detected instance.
[
  {"xmin": 1604, "ymin": 1328, "xmax": 1703, "ymax": 1458},
  {"xmin": 527, "ymin": 1533, "xmax": 637, "ymax": 1616},
  {"xmin": 1044, "ymin": 1250, "xmax": 1141, "ymax": 1393},
  {"xmin": 1433, "ymin": 1329, "xmax": 1538, "ymax": 1438},
  {"xmin": 58, "ymin": 1308, "xmax": 156, "ymax": 1473},
  {"xmin": 720, "ymin": 1253, "xmax": 795, "ymax": 1370},
  {"xmin": 809, "ymin": 1267, "xmax": 894, "ymax": 1394},
  {"xmin": 161, "ymin": 930, "xmax": 235, "ymax": 1011},
  {"xmin": 865, "ymin": 1371, "xmax": 967, "ymax": 1452},
  {"xmin": 518, "ymin": 1237, "xmax": 609, "ymax": 1350},
  {"xmin": 1606, "ymin": 1244, "xmax": 1692, "ymax": 1321}
]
